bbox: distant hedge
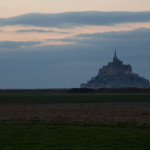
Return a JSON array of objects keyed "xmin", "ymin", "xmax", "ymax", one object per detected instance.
[{"xmin": 0, "ymin": 88, "xmax": 150, "ymax": 94}]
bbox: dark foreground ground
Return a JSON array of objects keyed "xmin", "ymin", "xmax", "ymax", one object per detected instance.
[
  {"xmin": 0, "ymin": 94, "xmax": 150, "ymax": 104},
  {"xmin": 0, "ymin": 125, "xmax": 150, "ymax": 150},
  {"xmin": 0, "ymin": 92, "xmax": 150, "ymax": 150},
  {"xmin": 0, "ymin": 105, "xmax": 150, "ymax": 126},
  {"xmin": 0, "ymin": 104, "xmax": 150, "ymax": 150}
]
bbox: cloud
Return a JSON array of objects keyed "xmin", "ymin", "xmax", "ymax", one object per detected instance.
[
  {"xmin": 58, "ymin": 28, "xmax": 150, "ymax": 46},
  {"xmin": 16, "ymin": 29, "xmax": 70, "ymax": 34},
  {"xmin": 0, "ymin": 11, "xmax": 150, "ymax": 28},
  {"xmin": 0, "ymin": 28, "xmax": 150, "ymax": 88},
  {"xmin": 76, "ymin": 28, "xmax": 150, "ymax": 39},
  {"xmin": 0, "ymin": 41, "xmax": 41, "ymax": 49}
]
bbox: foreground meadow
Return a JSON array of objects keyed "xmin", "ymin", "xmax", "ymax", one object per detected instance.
[
  {"xmin": 0, "ymin": 125, "xmax": 150, "ymax": 150},
  {"xmin": 0, "ymin": 94, "xmax": 150, "ymax": 150},
  {"xmin": 0, "ymin": 94, "xmax": 150, "ymax": 104}
]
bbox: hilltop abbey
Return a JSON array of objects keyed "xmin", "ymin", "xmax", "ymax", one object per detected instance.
[{"xmin": 80, "ymin": 50, "xmax": 150, "ymax": 88}]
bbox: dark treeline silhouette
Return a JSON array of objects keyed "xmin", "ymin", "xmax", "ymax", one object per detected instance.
[
  {"xmin": 70, "ymin": 88, "xmax": 150, "ymax": 93},
  {"xmin": 0, "ymin": 88, "xmax": 150, "ymax": 94}
]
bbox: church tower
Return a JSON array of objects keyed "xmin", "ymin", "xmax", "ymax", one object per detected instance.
[
  {"xmin": 113, "ymin": 49, "xmax": 123, "ymax": 64},
  {"xmin": 114, "ymin": 49, "xmax": 117, "ymax": 57},
  {"xmin": 113, "ymin": 49, "xmax": 118, "ymax": 62}
]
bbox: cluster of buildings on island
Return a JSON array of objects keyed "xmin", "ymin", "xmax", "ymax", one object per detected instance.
[{"xmin": 80, "ymin": 50, "xmax": 150, "ymax": 88}]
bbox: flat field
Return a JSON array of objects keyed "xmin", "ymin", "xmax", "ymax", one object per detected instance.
[
  {"xmin": 0, "ymin": 105, "xmax": 150, "ymax": 126},
  {"xmin": 0, "ymin": 94, "xmax": 150, "ymax": 104},
  {"xmin": 0, "ymin": 125, "xmax": 150, "ymax": 150},
  {"xmin": 0, "ymin": 94, "xmax": 150, "ymax": 150}
]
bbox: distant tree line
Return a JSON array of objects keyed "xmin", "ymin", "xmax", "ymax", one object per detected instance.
[{"xmin": 0, "ymin": 88, "xmax": 150, "ymax": 94}]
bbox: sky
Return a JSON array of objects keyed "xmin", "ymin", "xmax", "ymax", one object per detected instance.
[{"xmin": 0, "ymin": 0, "xmax": 150, "ymax": 88}]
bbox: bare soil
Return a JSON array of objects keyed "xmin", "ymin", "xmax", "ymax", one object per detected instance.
[{"xmin": 0, "ymin": 105, "xmax": 150, "ymax": 125}]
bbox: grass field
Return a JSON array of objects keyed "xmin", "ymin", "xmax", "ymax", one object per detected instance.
[
  {"xmin": 0, "ymin": 94, "xmax": 150, "ymax": 150},
  {"xmin": 0, "ymin": 125, "xmax": 150, "ymax": 150},
  {"xmin": 0, "ymin": 94, "xmax": 150, "ymax": 104}
]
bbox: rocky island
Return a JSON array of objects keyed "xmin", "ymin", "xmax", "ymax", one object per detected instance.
[{"xmin": 80, "ymin": 50, "xmax": 150, "ymax": 88}]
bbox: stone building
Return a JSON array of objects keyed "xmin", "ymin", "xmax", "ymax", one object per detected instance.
[{"xmin": 80, "ymin": 50, "xmax": 150, "ymax": 88}]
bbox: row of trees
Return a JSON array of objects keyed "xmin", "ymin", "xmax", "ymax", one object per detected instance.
[{"xmin": 0, "ymin": 88, "xmax": 150, "ymax": 94}]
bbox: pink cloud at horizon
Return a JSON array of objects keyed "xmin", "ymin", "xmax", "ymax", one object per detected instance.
[{"xmin": 0, "ymin": 22, "xmax": 150, "ymax": 46}]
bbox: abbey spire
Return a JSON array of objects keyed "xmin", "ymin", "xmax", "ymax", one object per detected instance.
[
  {"xmin": 114, "ymin": 49, "xmax": 117, "ymax": 57},
  {"xmin": 113, "ymin": 49, "xmax": 118, "ymax": 62}
]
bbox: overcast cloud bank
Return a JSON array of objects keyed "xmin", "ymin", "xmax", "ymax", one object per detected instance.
[
  {"xmin": 0, "ymin": 27, "xmax": 150, "ymax": 88},
  {"xmin": 0, "ymin": 11, "xmax": 150, "ymax": 28}
]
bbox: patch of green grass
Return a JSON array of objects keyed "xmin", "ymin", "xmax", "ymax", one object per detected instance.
[
  {"xmin": 0, "ymin": 125, "xmax": 150, "ymax": 150},
  {"xmin": 0, "ymin": 94, "xmax": 150, "ymax": 104}
]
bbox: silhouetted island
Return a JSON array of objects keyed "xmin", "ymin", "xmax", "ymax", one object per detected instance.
[{"xmin": 80, "ymin": 50, "xmax": 150, "ymax": 88}]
